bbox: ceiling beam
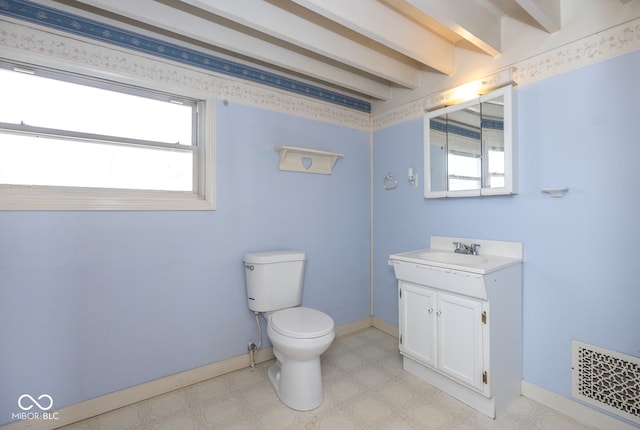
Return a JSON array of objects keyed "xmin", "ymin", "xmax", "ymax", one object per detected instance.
[
  {"xmin": 405, "ymin": 0, "xmax": 502, "ymax": 56},
  {"xmin": 287, "ymin": 0, "xmax": 455, "ymax": 75},
  {"xmin": 73, "ymin": 0, "xmax": 392, "ymax": 100},
  {"xmin": 515, "ymin": 0, "xmax": 561, "ymax": 33},
  {"xmin": 177, "ymin": 0, "xmax": 421, "ymax": 89}
]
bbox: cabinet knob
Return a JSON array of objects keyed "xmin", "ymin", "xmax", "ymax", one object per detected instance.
[
  {"xmin": 428, "ymin": 308, "xmax": 433, "ymax": 313},
  {"xmin": 436, "ymin": 310, "xmax": 442, "ymax": 316}
]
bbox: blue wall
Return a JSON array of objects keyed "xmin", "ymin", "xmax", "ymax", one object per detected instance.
[
  {"xmin": 373, "ymin": 50, "xmax": 640, "ymax": 408},
  {"xmin": 2, "ymin": 46, "xmax": 639, "ymax": 426},
  {"xmin": 0, "ymin": 101, "xmax": 371, "ymax": 422}
]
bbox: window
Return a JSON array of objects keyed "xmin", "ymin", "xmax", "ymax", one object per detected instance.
[
  {"xmin": 448, "ymin": 152, "xmax": 481, "ymax": 191},
  {"xmin": 0, "ymin": 61, "xmax": 215, "ymax": 210},
  {"xmin": 447, "ymin": 149, "xmax": 505, "ymax": 191},
  {"xmin": 486, "ymin": 149, "xmax": 505, "ymax": 188}
]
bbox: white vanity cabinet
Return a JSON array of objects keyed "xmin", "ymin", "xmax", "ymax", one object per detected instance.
[
  {"xmin": 399, "ymin": 282, "xmax": 437, "ymax": 368},
  {"xmin": 390, "ymin": 236, "xmax": 523, "ymax": 418},
  {"xmin": 399, "ymin": 281, "xmax": 487, "ymax": 394}
]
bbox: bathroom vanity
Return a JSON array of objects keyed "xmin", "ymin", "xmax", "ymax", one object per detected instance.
[{"xmin": 389, "ymin": 236, "xmax": 523, "ymax": 418}]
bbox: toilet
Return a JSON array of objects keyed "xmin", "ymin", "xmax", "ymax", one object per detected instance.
[{"xmin": 243, "ymin": 250, "xmax": 335, "ymax": 411}]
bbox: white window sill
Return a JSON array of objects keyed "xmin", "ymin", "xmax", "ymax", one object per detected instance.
[{"xmin": 0, "ymin": 186, "xmax": 215, "ymax": 211}]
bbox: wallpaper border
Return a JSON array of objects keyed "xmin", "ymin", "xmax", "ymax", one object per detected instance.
[{"xmin": 0, "ymin": 18, "xmax": 371, "ymax": 131}]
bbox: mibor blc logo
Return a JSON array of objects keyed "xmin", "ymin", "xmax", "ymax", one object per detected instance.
[
  {"xmin": 18, "ymin": 394, "xmax": 53, "ymax": 411},
  {"xmin": 12, "ymin": 394, "xmax": 59, "ymax": 421}
]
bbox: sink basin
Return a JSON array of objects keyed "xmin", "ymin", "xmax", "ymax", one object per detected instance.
[
  {"xmin": 410, "ymin": 250, "xmax": 489, "ymax": 265},
  {"xmin": 389, "ymin": 248, "xmax": 521, "ymax": 274}
]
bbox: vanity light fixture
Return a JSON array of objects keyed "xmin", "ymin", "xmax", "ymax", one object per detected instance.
[{"xmin": 424, "ymin": 68, "xmax": 516, "ymax": 112}]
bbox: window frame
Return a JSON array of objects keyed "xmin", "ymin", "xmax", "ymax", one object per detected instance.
[{"xmin": 0, "ymin": 58, "xmax": 216, "ymax": 211}]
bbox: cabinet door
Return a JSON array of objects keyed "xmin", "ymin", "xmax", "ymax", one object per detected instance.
[
  {"xmin": 437, "ymin": 293, "xmax": 485, "ymax": 390},
  {"xmin": 399, "ymin": 282, "xmax": 437, "ymax": 367}
]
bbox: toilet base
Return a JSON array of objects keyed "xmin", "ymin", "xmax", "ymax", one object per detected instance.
[{"xmin": 268, "ymin": 353, "xmax": 324, "ymax": 411}]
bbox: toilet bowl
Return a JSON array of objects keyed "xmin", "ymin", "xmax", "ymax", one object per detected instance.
[
  {"xmin": 243, "ymin": 250, "xmax": 335, "ymax": 410},
  {"xmin": 266, "ymin": 307, "xmax": 335, "ymax": 411}
]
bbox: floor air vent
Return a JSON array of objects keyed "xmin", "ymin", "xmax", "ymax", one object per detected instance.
[{"xmin": 571, "ymin": 340, "xmax": 640, "ymax": 425}]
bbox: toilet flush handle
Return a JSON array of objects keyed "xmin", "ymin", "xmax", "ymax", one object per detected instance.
[{"xmin": 245, "ymin": 264, "xmax": 254, "ymax": 271}]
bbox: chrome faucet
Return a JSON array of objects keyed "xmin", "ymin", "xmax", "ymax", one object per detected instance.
[{"xmin": 453, "ymin": 242, "xmax": 481, "ymax": 255}]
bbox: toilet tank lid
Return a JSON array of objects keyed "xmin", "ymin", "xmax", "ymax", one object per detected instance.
[{"xmin": 243, "ymin": 250, "xmax": 305, "ymax": 264}]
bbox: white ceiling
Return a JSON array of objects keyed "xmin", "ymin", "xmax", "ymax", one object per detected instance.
[{"xmin": 58, "ymin": 0, "xmax": 634, "ymax": 105}]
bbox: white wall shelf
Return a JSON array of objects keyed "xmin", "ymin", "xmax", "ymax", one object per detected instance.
[{"xmin": 275, "ymin": 146, "xmax": 343, "ymax": 175}]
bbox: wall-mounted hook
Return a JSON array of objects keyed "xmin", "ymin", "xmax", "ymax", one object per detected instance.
[{"xmin": 408, "ymin": 168, "xmax": 418, "ymax": 188}]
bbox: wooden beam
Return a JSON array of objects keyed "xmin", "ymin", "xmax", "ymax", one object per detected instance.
[
  {"xmin": 74, "ymin": 0, "xmax": 392, "ymax": 99},
  {"xmin": 406, "ymin": 0, "xmax": 502, "ymax": 56},
  {"xmin": 177, "ymin": 0, "xmax": 421, "ymax": 88},
  {"xmin": 289, "ymin": 0, "xmax": 455, "ymax": 75},
  {"xmin": 515, "ymin": 0, "xmax": 561, "ymax": 33}
]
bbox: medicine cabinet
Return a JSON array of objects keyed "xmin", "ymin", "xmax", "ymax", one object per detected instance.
[{"xmin": 424, "ymin": 86, "xmax": 516, "ymax": 198}]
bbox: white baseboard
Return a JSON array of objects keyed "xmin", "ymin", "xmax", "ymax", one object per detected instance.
[
  {"xmin": 334, "ymin": 317, "xmax": 372, "ymax": 337},
  {"xmin": 521, "ymin": 380, "xmax": 638, "ymax": 430},
  {"xmin": 2, "ymin": 317, "xmax": 373, "ymax": 430},
  {"xmin": 371, "ymin": 316, "xmax": 398, "ymax": 338}
]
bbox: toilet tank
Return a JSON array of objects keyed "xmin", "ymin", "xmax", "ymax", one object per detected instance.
[{"xmin": 243, "ymin": 250, "xmax": 305, "ymax": 312}]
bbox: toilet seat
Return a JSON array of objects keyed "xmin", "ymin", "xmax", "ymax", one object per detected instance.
[{"xmin": 270, "ymin": 307, "xmax": 334, "ymax": 339}]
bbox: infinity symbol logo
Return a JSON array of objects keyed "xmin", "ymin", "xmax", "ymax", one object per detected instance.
[{"xmin": 18, "ymin": 394, "xmax": 54, "ymax": 411}]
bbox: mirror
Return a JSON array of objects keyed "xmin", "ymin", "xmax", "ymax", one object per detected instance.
[
  {"xmin": 481, "ymin": 96, "xmax": 504, "ymax": 189},
  {"xmin": 446, "ymin": 104, "xmax": 482, "ymax": 191},
  {"xmin": 424, "ymin": 86, "xmax": 515, "ymax": 198},
  {"xmin": 428, "ymin": 113, "xmax": 447, "ymax": 193}
]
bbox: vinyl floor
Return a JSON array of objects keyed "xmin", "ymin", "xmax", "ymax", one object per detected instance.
[{"xmin": 58, "ymin": 328, "xmax": 597, "ymax": 430}]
